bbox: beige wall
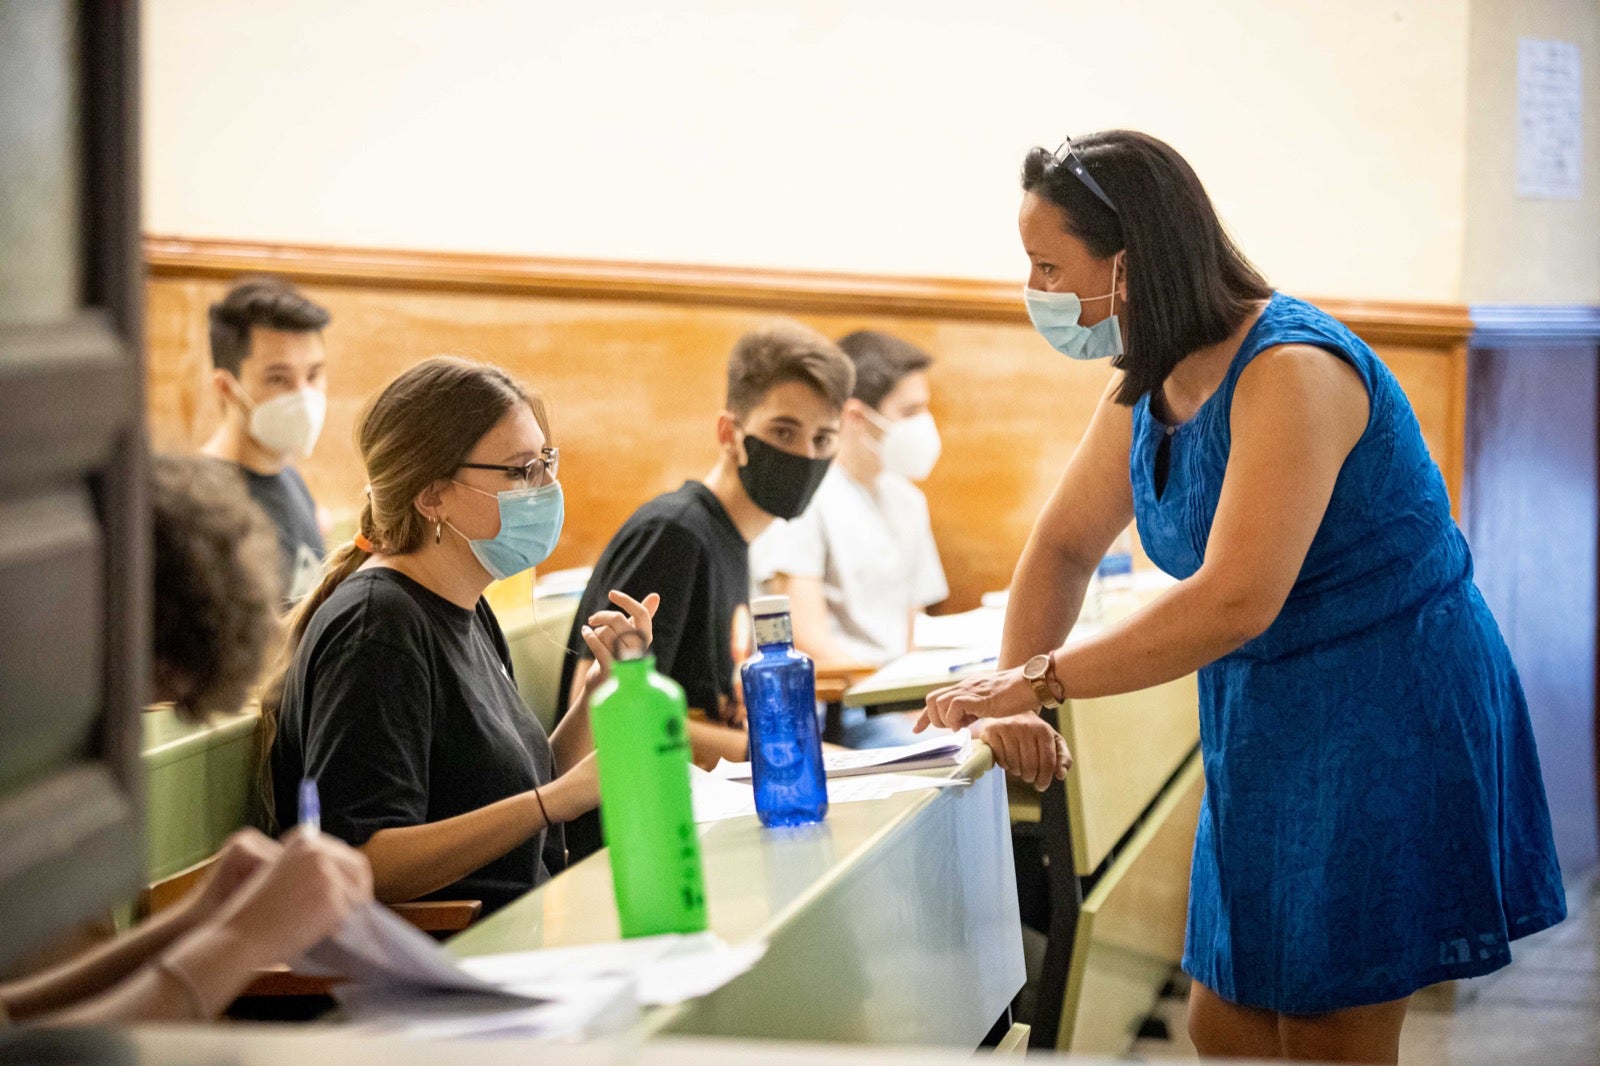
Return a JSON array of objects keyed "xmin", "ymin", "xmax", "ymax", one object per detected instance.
[
  {"xmin": 1463, "ymin": 0, "xmax": 1600, "ymax": 304},
  {"xmin": 142, "ymin": 0, "xmax": 1472, "ymax": 302}
]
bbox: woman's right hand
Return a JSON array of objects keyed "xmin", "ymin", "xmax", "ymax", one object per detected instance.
[
  {"xmin": 543, "ymin": 749, "xmax": 601, "ymax": 825},
  {"xmin": 209, "ymin": 828, "xmax": 373, "ymax": 967}
]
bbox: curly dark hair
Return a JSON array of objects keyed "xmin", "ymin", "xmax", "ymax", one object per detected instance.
[{"xmin": 151, "ymin": 454, "xmax": 283, "ymax": 722}]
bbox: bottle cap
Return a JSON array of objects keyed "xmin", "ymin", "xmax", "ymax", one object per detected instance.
[
  {"xmin": 611, "ymin": 630, "xmax": 650, "ymax": 662},
  {"xmin": 750, "ymin": 594, "xmax": 790, "ymax": 617}
]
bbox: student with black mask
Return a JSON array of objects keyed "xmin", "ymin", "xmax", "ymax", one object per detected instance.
[{"xmin": 554, "ymin": 322, "xmax": 850, "ymax": 859}]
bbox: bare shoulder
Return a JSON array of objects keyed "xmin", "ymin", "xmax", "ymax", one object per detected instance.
[{"xmin": 1232, "ymin": 344, "xmax": 1369, "ymax": 446}]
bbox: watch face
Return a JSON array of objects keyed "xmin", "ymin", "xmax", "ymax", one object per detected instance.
[{"xmin": 1024, "ymin": 654, "xmax": 1047, "ymax": 680}]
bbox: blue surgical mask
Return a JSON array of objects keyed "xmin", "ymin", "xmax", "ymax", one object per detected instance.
[
  {"xmin": 447, "ymin": 480, "xmax": 565, "ymax": 580},
  {"xmin": 1023, "ymin": 255, "xmax": 1124, "ymax": 361}
]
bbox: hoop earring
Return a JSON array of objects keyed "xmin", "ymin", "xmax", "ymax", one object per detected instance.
[{"xmin": 435, "ymin": 518, "xmax": 443, "ymax": 544}]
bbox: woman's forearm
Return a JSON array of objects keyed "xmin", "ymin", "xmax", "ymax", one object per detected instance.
[
  {"xmin": 1053, "ymin": 567, "xmax": 1266, "ymax": 699},
  {"xmin": 1000, "ymin": 537, "xmax": 1095, "ymax": 671},
  {"xmin": 0, "ymin": 902, "xmax": 200, "ymax": 1022},
  {"xmin": 549, "ymin": 695, "xmax": 593, "ymax": 776},
  {"xmin": 360, "ymin": 786, "xmax": 559, "ymax": 904}
]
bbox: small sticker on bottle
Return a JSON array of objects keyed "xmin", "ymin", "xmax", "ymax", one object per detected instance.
[{"xmin": 752, "ymin": 612, "xmax": 793, "ymax": 646}]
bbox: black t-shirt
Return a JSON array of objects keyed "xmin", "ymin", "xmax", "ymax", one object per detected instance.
[
  {"xmin": 271, "ymin": 567, "xmax": 562, "ymax": 914},
  {"xmin": 558, "ymin": 481, "xmax": 750, "ymax": 726},
  {"xmin": 240, "ymin": 465, "xmax": 325, "ymax": 601}
]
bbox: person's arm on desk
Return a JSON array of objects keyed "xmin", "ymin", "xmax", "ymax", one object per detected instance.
[
  {"xmin": 361, "ymin": 758, "xmax": 599, "ymax": 904},
  {"xmin": 5, "ymin": 829, "xmax": 368, "ymax": 1024},
  {"xmin": 972, "ymin": 715, "xmax": 1071, "ymax": 792},
  {"xmin": 925, "ymin": 347, "xmax": 1366, "ymax": 726}
]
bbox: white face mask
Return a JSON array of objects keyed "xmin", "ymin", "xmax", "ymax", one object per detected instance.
[
  {"xmin": 864, "ymin": 408, "xmax": 942, "ymax": 482},
  {"xmin": 236, "ymin": 383, "xmax": 327, "ymax": 459}
]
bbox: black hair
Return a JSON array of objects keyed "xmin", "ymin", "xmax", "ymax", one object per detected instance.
[
  {"xmin": 150, "ymin": 454, "xmax": 281, "ymax": 721},
  {"xmin": 835, "ymin": 331, "xmax": 934, "ymax": 409},
  {"xmin": 1022, "ymin": 130, "xmax": 1271, "ymax": 406},
  {"xmin": 207, "ymin": 275, "xmax": 331, "ymax": 375}
]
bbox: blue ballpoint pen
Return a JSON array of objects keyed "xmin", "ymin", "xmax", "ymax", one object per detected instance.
[
  {"xmin": 299, "ymin": 778, "xmax": 321, "ymax": 837},
  {"xmin": 948, "ymin": 655, "xmax": 999, "ymax": 673}
]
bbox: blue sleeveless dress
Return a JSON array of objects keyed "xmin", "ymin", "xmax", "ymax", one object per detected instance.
[{"xmin": 1131, "ymin": 293, "xmax": 1566, "ymax": 1014}]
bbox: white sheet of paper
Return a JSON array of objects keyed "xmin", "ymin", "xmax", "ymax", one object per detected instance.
[
  {"xmin": 912, "ymin": 606, "xmax": 1006, "ymax": 650},
  {"xmin": 690, "ymin": 765, "xmax": 759, "ymax": 823},
  {"xmin": 711, "ymin": 730, "xmax": 970, "ymax": 782},
  {"xmin": 691, "ymin": 764, "xmax": 966, "ymax": 824},
  {"xmin": 457, "ymin": 931, "xmax": 766, "ymax": 1007},
  {"xmin": 336, "ymin": 976, "xmax": 637, "ymax": 1041},
  {"xmin": 1517, "ymin": 37, "xmax": 1583, "ymax": 200},
  {"xmin": 296, "ymin": 901, "xmax": 522, "ymax": 998}
]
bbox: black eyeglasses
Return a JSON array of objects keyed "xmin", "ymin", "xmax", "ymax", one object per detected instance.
[
  {"xmin": 460, "ymin": 447, "xmax": 560, "ymax": 487},
  {"xmin": 1052, "ymin": 136, "xmax": 1119, "ymax": 216}
]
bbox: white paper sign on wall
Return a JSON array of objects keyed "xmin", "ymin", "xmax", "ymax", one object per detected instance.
[{"xmin": 1516, "ymin": 37, "xmax": 1583, "ymax": 201}]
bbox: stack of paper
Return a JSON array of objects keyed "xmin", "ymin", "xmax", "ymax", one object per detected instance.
[
  {"xmin": 296, "ymin": 903, "xmax": 761, "ymax": 1040},
  {"xmin": 690, "ymin": 741, "xmax": 971, "ymax": 826},
  {"xmin": 711, "ymin": 730, "xmax": 972, "ymax": 782}
]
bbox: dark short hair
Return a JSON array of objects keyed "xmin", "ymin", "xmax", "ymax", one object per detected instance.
[
  {"xmin": 836, "ymin": 331, "xmax": 934, "ymax": 409},
  {"xmin": 1021, "ymin": 130, "xmax": 1271, "ymax": 406},
  {"xmin": 725, "ymin": 320, "xmax": 855, "ymax": 417},
  {"xmin": 208, "ymin": 275, "xmax": 331, "ymax": 375},
  {"xmin": 151, "ymin": 454, "xmax": 282, "ymax": 722}
]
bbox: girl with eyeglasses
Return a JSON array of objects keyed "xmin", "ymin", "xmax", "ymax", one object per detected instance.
[{"xmin": 262, "ymin": 356, "xmax": 654, "ymax": 915}]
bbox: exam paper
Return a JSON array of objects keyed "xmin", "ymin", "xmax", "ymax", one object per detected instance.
[
  {"xmin": 336, "ymin": 976, "xmax": 636, "ymax": 1041},
  {"xmin": 296, "ymin": 901, "xmax": 521, "ymax": 998},
  {"xmin": 913, "ymin": 607, "xmax": 1005, "ymax": 650},
  {"xmin": 690, "ymin": 764, "xmax": 967, "ymax": 824},
  {"xmin": 458, "ymin": 931, "xmax": 767, "ymax": 1007},
  {"xmin": 711, "ymin": 730, "xmax": 972, "ymax": 781}
]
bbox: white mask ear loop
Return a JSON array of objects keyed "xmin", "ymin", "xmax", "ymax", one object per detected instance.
[{"xmin": 1110, "ymin": 253, "xmax": 1121, "ymax": 319}]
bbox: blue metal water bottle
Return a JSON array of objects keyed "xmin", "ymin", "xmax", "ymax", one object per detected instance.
[{"xmin": 740, "ymin": 595, "xmax": 829, "ymax": 827}]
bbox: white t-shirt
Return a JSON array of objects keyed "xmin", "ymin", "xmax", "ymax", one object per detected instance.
[{"xmin": 750, "ymin": 465, "xmax": 948, "ymax": 663}]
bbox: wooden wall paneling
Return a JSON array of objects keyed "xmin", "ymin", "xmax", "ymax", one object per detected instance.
[{"xmin": 144, "ymin": 238, "xmax": 1474, "ymax": 614}]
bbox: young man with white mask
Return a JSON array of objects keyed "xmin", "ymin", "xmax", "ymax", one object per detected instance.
[
  {"xmin": 200, "ymin": 276, "xmax": 331, "ymax": 602},
  {"xmin": 752, "ymin": 331, "xmax": 949, "ymax": 668}
]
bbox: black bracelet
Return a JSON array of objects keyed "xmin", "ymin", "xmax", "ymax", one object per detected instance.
[{"xmin": 532, "ymin": 784, "xmax": 555, "ymax": 828}]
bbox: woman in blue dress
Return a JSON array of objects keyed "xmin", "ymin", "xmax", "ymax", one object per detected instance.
[{"xmin": 920, "ymin": 130, "xmax": 1566, "ymax": 1062}]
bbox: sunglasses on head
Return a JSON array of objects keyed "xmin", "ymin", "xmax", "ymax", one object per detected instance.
[{"xmin": 1052, "ymin": 136, "xmax": 1119, "ymax": 216}]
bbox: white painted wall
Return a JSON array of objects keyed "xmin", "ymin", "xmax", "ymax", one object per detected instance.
[
  {"xmin": 1463, "ymin": 0, "xmax": 1600, "ymax": 304},
  {"xmin": 143, "ymin": 0, "xmax": 1473, "ymax": 301}
]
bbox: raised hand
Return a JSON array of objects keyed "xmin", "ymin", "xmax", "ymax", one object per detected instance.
[{"xmin": 580, "ymin": 590, "xmax": 662, "ymax": 691}]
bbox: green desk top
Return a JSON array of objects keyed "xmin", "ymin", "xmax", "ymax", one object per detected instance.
[{"xmin": 450, "ymin": 747, "xmax": 1026, "ymax": 1047}]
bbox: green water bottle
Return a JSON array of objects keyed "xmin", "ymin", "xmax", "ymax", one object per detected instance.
[{"xmin": 589, "ymin": 634, "xmax": 708, "ymax": 938}]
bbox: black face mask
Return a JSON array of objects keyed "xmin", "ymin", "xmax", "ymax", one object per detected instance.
[{"xmin": 738, "ymin": 434, "xmax": 832, "ymax": 520}]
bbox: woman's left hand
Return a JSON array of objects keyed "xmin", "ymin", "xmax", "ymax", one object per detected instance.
[
  {"xmin": 915, "ymin": 665, "xmax": 1038, "ymax": 732},
  {"xmin": 579, "ymin": 590, "xmax": 662, "ymax": 695}
]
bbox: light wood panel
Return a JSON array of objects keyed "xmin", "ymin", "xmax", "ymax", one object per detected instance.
[
  {"xmin": 1061, "ymin": 673, "xmax": 1200, "ymax": 877},
  {"xmin": 1061, "ymin": 752, "xmax": 1205, "ymax": 1054},
  {"xmin": 144, "ymin": 237, "xmax": 1474, "ymax": 613}
]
